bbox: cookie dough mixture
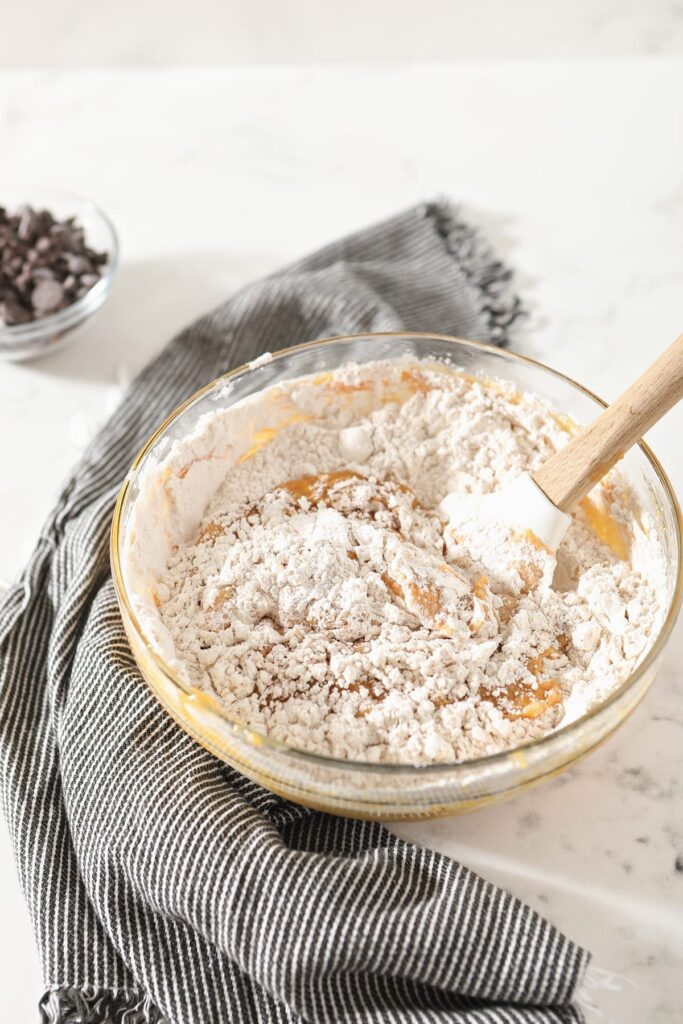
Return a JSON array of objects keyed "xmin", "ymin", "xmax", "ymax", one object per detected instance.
[{"xmin": 145, "ymin": 359, "xmax": 665, "ymax": 764}]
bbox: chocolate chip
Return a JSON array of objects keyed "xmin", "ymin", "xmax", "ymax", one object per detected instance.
[
  {"xmin": 66, "ymin": 254, "xmax": 91, "ymax": 275},
  {"xmin": 17, "ymin": 206, "xmax": 37, "ymax": 241},
  {"xmin": 15, "ymin": 271, "xmax": 33, "ymax": 292},
  {"xmin": 0, "ymin": 297, "xmax": 32, "ymax": 326},
  {"xmin": 31, "ymin": 279, "xmax": 65, "ymax": 314}
]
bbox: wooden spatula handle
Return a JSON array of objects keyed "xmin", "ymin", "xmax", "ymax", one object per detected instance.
[{"xmin": 533, "ymin": 332, "xmax": 683, "ymax": 512}]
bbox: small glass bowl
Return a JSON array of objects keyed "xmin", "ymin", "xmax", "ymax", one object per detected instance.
[
  {"xmin": 0, "ymin": 186, "xmax": 119, "ymax": 362},
  {"xmin": 110, "ymin": 333, "xmax": 683, "ymax": 820}
]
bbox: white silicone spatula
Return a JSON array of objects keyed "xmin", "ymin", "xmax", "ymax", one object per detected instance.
[{"xmin": 439, "ymin": 332, "xmax": 683, "ymax": 549}]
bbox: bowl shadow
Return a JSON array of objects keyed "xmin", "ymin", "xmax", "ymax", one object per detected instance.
[{"xmin": 24, "ymin": 249, "xmax": 281, "ymax": 385}]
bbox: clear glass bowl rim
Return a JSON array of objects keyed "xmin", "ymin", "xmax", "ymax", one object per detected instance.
[
  {"xmin": 110, "ymin": 331, "xmax": 683, "ymax": 776},
  {"xmin": 0, "ymin": 187, "xmax": 119, "ymax": 343}
]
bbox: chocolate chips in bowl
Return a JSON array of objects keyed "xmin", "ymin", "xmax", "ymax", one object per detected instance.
[{"xmin": 0, "ymin": 188, "xmax": 118, "ymax": 361}]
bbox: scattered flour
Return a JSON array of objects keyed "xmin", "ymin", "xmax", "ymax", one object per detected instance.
[{"xmin": 147, "ymin": 359, "xmax": 666, "ymax": 765}]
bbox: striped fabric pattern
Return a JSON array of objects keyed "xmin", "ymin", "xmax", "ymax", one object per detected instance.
[{"xmin": 0, "ymin": 202, "xmax": 588, "ymax": 1023}]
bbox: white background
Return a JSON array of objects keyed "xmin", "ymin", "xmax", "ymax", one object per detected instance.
[{"xmin": 1, "ymin": 5, "xmax": 683, "ymax": 1023}]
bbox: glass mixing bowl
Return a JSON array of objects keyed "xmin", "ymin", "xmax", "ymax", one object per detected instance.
[{"xmin": 110, "ymin": 333, "xmax": 682, "ymax": 820}]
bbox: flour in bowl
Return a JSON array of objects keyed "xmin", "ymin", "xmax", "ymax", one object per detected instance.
[{"xmin": 142, "ymin": 359, "xmax": 667, "ymax": 764}]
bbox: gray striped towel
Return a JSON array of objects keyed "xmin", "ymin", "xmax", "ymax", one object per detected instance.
[{"xmin": 0, "ymin": 202, "xmax": 589, "ymax": 1023}]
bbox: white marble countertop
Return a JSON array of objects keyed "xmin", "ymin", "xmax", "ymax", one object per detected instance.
[{"xmin": 0, "ymin": 61, "xmax": 681, "ymax": 1022}]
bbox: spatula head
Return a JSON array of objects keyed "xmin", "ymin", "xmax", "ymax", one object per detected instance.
[{"xmin": 438, "ymin": 473, "xmax": 572, "ymax": 552}]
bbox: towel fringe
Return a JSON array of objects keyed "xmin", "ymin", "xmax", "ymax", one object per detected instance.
[
  {"xmin": 423, "ymin": 200, "xmax": 526, "ymax": 347},
  {"xmin": 39, "ymin": 986, "xmax": 166, "ymax": 1024}
]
